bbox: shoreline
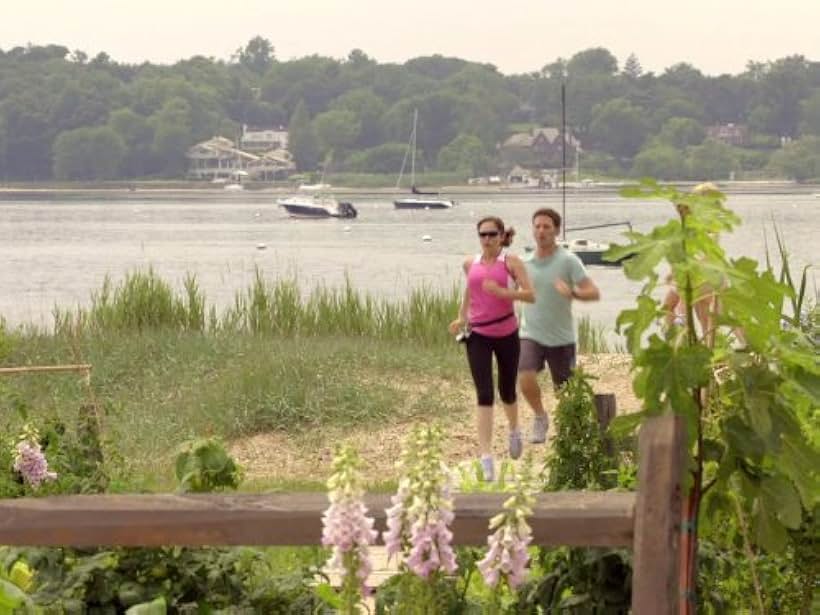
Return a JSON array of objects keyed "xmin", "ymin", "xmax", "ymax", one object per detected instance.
[{"xmin": 1, "ymin": 179, "xmax": 819, "ymax": 197}]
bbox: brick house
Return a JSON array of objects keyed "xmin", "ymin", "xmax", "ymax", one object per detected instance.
[
  {"xmin": 706, "ymin": 123, "xmax": 748, "ymax": 147},
  {"xmin": 499, "ymin": 127, "xmax": 580, "ymax": 169}
]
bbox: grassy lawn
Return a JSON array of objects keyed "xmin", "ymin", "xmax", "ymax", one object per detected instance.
[{"xmin": 2, "ymin": 328, "xmax": 465, "ymax": 491}]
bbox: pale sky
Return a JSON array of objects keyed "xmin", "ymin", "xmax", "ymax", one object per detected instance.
[{"xmin": 3, "ymin": 1, "xmax": 818, "ymax": 76}]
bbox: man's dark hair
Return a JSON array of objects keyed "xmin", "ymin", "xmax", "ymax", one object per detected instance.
[{"xmin": 532, "ymin": 207, "xmax": 561, "ymax": 230}]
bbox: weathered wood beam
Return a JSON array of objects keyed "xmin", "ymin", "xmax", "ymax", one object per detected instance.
[{"xmin": 0, "ymin": 491, "xmax": 634, "ymax": 547}]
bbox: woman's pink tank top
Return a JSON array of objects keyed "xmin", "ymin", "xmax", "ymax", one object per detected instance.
[{"xmin": 467, "ymin": 252, "xmax": 518, "ymax": 337}]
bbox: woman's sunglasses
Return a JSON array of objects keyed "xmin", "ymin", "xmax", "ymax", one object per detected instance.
[{"xmin": 478, "ymin": 231, "xmax": 500, "ymax": 238}]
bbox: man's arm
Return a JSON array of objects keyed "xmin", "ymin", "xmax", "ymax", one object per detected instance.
[
  {"xmin": 554, "ymin": 276, "xmax": 599, "ymax": 301},
  {"xmin": 572, "ymin": 276, "xmax": 600, "ymax": 301}
]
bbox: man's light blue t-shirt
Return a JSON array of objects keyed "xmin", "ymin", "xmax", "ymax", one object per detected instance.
[{"xmin": 519, "ymin": 247, "xmax": 588, "ymax": 347}]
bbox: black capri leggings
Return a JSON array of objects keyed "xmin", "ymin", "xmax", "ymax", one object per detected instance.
[{"xmin": 465, "ymin": 330, "xmax": 520, "ymax": 406}]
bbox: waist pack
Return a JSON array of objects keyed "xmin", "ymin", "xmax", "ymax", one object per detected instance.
[{"xmin": 470, "ymin": 311, "xmax": 515, "ymax": 328}]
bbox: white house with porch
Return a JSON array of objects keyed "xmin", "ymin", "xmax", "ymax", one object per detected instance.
[{"xmin": 186, "ymin": 137, "xmax": 259, "ymax": 180}]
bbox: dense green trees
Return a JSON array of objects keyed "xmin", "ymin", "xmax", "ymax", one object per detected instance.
[
  {"xmin": 53, "ymin": 126, "xmax": 125, "ymax": 179},
  {"xmin": 437, "ymin": 134, "xmax": 489, "ymax": 175},
  {"xmin": 0, "ymin": 40, "xmax": 817, "ymax": 181},
  {"xmin": 287, "ymin": 101, "xmax": 320, "ymax": 172}
]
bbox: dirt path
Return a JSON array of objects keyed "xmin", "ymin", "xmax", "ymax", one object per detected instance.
[{"xmin": 229, "ymin": 354, "xmax": 637, "ymax": 484}]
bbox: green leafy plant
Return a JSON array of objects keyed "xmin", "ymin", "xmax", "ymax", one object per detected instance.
[
  {"xmin": 0, "ymin": 557, "xmax": 35, "ymax": 615},
  {"xmin": 174, "ymin": 437, "xmax": 242, "ymax": 493},
  {"xmin": 607, "ymin": 180, "xmax": 819, "ymax": 612},
  {"xmin": 545, "ymin": 369, "xmax": 617, "ymax": 491}
]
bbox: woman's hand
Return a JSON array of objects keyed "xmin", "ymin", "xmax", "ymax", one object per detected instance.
[
  {"xmin": 448, "ymin": 317, "xmax": 465, "ymax": 336},
  {"xmin": 482, "ymin": 278, "xmax": 507, "ymax": 298}
]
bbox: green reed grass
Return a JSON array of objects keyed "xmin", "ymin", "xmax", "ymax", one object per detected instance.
[
  {"xmin": 53, "ymin": 267, "xmax": 461, "ymax": 346},
  {"xmin": 577, "ymin": 314, "xmax": 612, "ymax": 354},
  {"xmin": 54, "ymin": 269, "xmax": 206, "ymax": 335}
]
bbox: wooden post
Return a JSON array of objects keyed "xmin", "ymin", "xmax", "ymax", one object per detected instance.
[
  {"xmin": 632, "ymin": 414, "xmax": 685, "ymax": 615},
  {"xmin": 594, "ymin": 393, "xmax": 617, "ymax": 456}
]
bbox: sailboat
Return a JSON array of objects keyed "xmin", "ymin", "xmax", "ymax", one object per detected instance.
[
  {"xmin": 394, "ymin": 109, "xmax": 455, "ymax": 210},
  {"xmin": 556, "ymin": 84, "xmax": 630, "ymax": 267}
]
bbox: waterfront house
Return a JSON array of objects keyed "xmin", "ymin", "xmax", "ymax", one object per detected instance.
[
  {"xmin": 499, "ymin": 127, "xmax": 580, "ymax": 169},
  {"xmin": 240, "ymin": 125, "xmax": 289, "ymax": 152},
  {"xmin": 706, "ymin": 123, "xmax": 748, "ymax": 147},
  {"xmin": 186, "ymin": 137, "xmax": 259, "ymax": 180}
]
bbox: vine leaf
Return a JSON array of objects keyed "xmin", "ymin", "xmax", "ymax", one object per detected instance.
[{"xmin": 760, "ymin": 476, "xmax": 803, "ymax": 530}]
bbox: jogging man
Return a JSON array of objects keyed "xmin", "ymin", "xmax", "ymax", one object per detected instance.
[{"xmin": 518, "ymin": 207, "xmax": 600, "ymax": 443}]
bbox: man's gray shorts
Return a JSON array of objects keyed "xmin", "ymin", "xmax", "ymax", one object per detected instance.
[{"xmin": 518, "ymin": 339, "xmax": 576, "ymax": 388}]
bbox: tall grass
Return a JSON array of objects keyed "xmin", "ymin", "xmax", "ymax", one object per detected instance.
[
  {"xmin": 764, "ymin": 220, "xmax": 817, "ymax": 335},
  {"xmin": 577, "ymin": 315, "xmax": 612, "ymax": 354},
  {"xmin": 53, "ymin": 267, "xmax": 461, "ymax": 346},
  {"xmin": 54, "ymin": 269, "xmax": 206, "ymax": 335}
]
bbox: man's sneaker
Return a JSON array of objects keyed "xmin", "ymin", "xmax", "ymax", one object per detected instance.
[
  {"xmin": 480, "ymin": 456, "xmax": 495, "ymax": 482},
  {"xmin": 530, "ymin": 414, "xmax": 549, "ymax": 444},
  {"xmin": 508, "ymin": 429, "xmax": 523, "ymax": 460}
]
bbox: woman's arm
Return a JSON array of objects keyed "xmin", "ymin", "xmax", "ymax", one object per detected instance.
[
  {"xmin": 481, "ymin": 255, "xmax": 535, "ymax": 303},
  {"xmin": 448, "ymin": 259, "xmax": 472, "ymax": 335},
  {"xmin": 507, "ymin": 255, "xmax": 535, "ymax": 303}
]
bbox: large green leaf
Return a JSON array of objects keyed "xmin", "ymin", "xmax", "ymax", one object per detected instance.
[
  {"xmin": 125, "ymin": 596, "xmax": 167, "ymax": 615},
  {"xmin": 0, "ymin": 579, "xmax": 26, "ymax": 610},
  {"xmin": 634, "ymin": 336, "xmax": 710, "ymax": 421},
  {"xmin": 746, "ymin": 391, "xmax": 773, "ymax": 440},
  {"xmin": 616, "ymin": 295, "xmax": 660, "ymax": 354},
  {"xmin": 607, "ymin": 411, "xmax": 647, "ymax": 440},
  {"xmin": 723, "ymin": 416, "xmax": 765, "ymax": 462},
  {"xmin": 760, "ymin": 476, "xmax": 803, "ymax": 529},
  {"xmin": 753, "ymin": 501, "xmax": 788, "ymax": 552},
  {"xmin": 778, "ymin": 434, "xmax": 820, "ymax": 508}
]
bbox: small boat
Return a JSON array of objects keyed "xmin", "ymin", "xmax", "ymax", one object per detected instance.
[
  {"xmin": 277, "ymin": 195, "xmax": 357, "ymax": 219},
  {"xmin": 394, "ymin": 195, "xmax": 454, "ymax": 210},
  {"xmin": 554, "ymin": 83, "xmax": 629, "ymax": 267},
  {"xmin": 393, "ymin": 109, "xmax": 455, "ymax": 210},
  {"xmin": 524, "ymin": 238, "xmax": 627, "ymax": 266},
  {"xmin": 560, "ymin": 239, "xmax": 620, "ymax": 267}
]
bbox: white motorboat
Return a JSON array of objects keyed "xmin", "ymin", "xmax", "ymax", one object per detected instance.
[{"xmin": 277, "ymin": 195, "xmax": 357, "ymax": 219}]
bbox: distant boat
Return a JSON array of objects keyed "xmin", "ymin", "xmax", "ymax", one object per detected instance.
[
  {"xmin": 279, "ymin": 153, "xmax": 357, "ymax": 219},
  {"xmin": 524, "ymin": 238, "xmax": 629, "ymax": 266},
  {"xmin": 559, "ymin": 238, "xmax": 625, "ymax": 267},
  {"xmin": 556, "ymin": 83, "xmax": 629, "ymax": 267},
  {"xmin": 277, "ymin": 195, "xmax": 357, "ymax": 219},
  {"xmin": 298, "ymin": 182, "xmax": 332, "ymax": 192},
  {"xmin": 394, "ymin": 109, "xmax": 455, "ymax": 210}
]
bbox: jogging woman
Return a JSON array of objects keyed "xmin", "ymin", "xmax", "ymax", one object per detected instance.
[{"xmin": 448, "ymin": 216, "xmax": 534, "ymax": 481}]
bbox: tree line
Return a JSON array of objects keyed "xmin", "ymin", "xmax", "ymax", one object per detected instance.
[{"xmin": 0, "ymin": 39, "xmax": 818, "ymax": 182}]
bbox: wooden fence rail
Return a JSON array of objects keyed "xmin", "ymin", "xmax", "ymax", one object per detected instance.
[{"xmin": 0, "ymin": 414, "xmax": 684, "ymax": 614}]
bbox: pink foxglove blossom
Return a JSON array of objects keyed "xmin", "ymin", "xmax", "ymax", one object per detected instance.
[
  {"xmin": 477, "ymin": 457, "xmax": 537, "ymax": 589},
  {"xmin": 383, "ymin": 425, "xmax": 458, "ymax": 578},
  {"xmin": 12, "ymin": 429, "xmax": 57, "ymax": 490},
  {"xmin": 321, "ymin": 446, "xmax": 378, "ymax": 599}
]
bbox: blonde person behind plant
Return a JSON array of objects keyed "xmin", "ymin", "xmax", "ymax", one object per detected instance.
[
  {"xmin": 448, "ymin": 216, "xmax": 534, "ymax": 481},
  {"xmin": 661, "ymin": 182, "xmax": 743, "ymax": 348}
]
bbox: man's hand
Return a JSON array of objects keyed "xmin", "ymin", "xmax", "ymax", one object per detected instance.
[{"xmin": 554, "ymin": 278, "xmax": 573, "ymax": 299}]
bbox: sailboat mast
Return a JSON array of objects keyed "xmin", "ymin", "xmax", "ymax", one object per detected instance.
[
  {"xmin": 561, "ymin": 82, "xmax": 567, "ymax": 241},
  {"xmin": 411, "ymin": 108, "xmax": 418, "ymax": 187}
]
